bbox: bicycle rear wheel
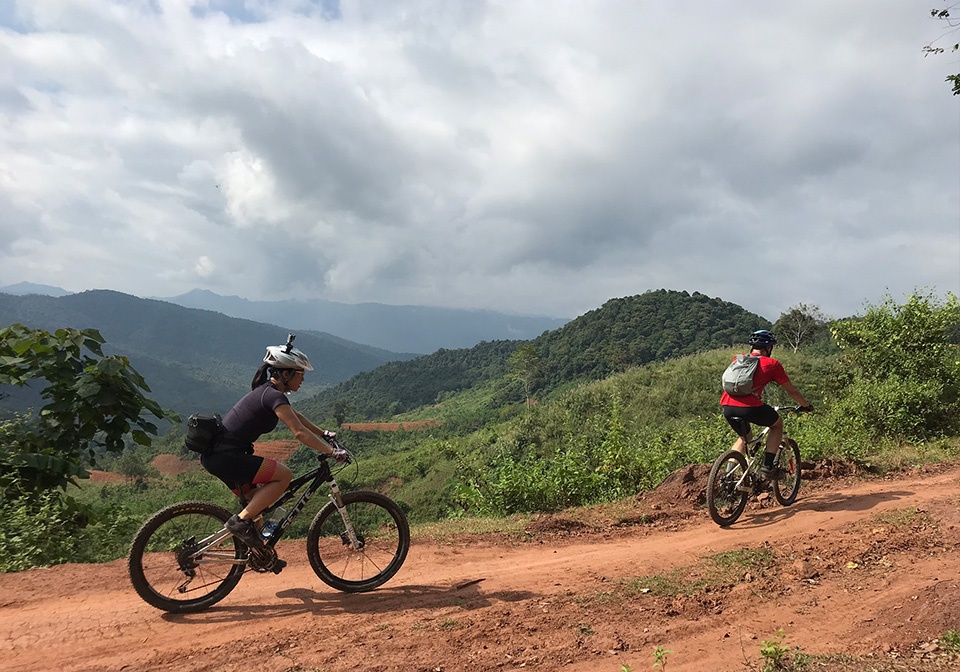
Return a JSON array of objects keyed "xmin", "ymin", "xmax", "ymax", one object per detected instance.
[
  {"xmin": 306, "ymin": 491, "xmax": 410, "ymax": 593},
  {"xmin": 706, "ymin": 450, "xmax": 749, "ymax": 527},
  {"xmin": 128, "ymin": 501, "xmax": 246, "ymax": 613},
  {"xmin": 773, "ymin": 438, "xmax": 802, "ymax": 506}
]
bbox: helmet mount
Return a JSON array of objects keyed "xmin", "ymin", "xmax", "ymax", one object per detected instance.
[{"xmin": 263, "ymin": 334, "xmax": 314, "ymax": 372}]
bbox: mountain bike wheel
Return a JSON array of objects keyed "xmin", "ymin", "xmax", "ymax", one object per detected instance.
[
  {"xmin": 307, "ymin": 491, "xmax": 410, "ymax": 593},
  {"xmin": 773, "ymin": 438, "xmax": 802, "ymax": 506},
  {"xmin": 128, "ymin": 501, "xmax": 246, "ymax": 613},
  {"xmin": 706, "ymin": 450, "xmax": 749, "ymax": 527}
]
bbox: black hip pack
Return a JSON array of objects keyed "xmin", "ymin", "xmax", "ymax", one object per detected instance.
[{"xmin": 184, "ymin": 413, "xmax": 224, "ymax": 455}]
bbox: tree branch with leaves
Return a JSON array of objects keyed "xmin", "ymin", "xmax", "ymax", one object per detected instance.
[
  {"xmin": 0, "ymin": 324, "xmax": 176, "ymax": 494},
  {"xmin": 924, "ymin": 3, "xmax": 960, "ymax": 95}
]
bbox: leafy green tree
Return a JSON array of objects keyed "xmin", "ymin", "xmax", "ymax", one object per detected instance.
[
  {"xmin": 0, "ymin": 324, "xmax": 174, "ymax": 493},
  {"xmin": 332, "ymin": 399, "xmax": 353, "ymax": 427},
  {"xmin": 508, "ymin": 343, "xmax": 544, "ymax": 406},
  {"xmin": 774, "ymin": 303, "xmax": 830, "ymax": 352},
  {"xmin": 924, "ymin": 3, "xmax": 960, "ymax": 95},
  {"xmin": 113, "ymin": 448, "xmax": 159, "ymax": 480}
]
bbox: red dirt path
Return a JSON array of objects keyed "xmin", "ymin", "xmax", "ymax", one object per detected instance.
[
  {"xmin": 340, "ymin": 420, "xmax": 442, "ymax": 432},
  {"xmin": 3, "ymin": 465, "xmax": 960, "ymax": 672}
]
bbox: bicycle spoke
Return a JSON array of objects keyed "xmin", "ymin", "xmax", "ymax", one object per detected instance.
[
  {"xmin": 773, "ymin": 439, "xmax": 802, "ymax": 506},
  {"xmin": 307, "ymin": 491, "xmax": 409, "ymax": 592},
  {"xmin": 129, "ymin": 502, "xmax": 246, "ymax": 613},
  {"xmin": 707, "ymin": 451, "xmax": 749, "ymax": 526}
]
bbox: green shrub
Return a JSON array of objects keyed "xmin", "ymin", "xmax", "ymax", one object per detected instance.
[
  {"xmin": 830, "ymin": 292, "xmax": 960, "ymax": 441},
  {"xmin": 0, "ymin": 490, "xmax": 86, "ymax": 572},
  {"xmin": 829, "ymin": 375, "xmax": 955, "ymax": 442}
]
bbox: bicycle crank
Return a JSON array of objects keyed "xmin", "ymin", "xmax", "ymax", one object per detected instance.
[{"xmin": 247, "ymin": 547, "xmax": 286, "ymax": 574}]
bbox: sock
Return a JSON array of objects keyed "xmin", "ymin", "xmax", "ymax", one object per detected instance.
[{"xmin": 763, "ymin": 452, "xmax": 775, "ymax": 468}]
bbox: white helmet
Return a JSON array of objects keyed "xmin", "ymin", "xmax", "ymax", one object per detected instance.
[{"xmin": 264, "ymin": 334, "xmax": 314, "ymax": 371}]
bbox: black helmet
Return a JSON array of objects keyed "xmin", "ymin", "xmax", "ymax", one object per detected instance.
[{"xmin": 747, "ymin": 329, "xmax": 777, "ymax": 347}]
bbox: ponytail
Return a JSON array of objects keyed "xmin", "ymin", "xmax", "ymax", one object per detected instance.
[{"xmin": 251, "ymin": 363, "xmax": 271, "ymax": 390}]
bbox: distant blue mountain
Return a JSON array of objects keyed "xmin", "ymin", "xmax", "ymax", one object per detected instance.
[
  {"xmin": 158, "ymin": 289, "xmax": 570, "ymax": 355},
  {"xmin": 0, "ymin": 290, "xmax": 413, "ymax": 420},
  {"xmin": 0, "ymin": 282, "xmax": 72, "ymax": 297}
]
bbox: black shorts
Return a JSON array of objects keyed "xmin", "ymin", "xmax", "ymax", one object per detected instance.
[
  {"xmin": 201, "ymin": 450, "xmax": 267, "ymax": 492},
  {"xmin": 721, "ymin": 404, "xmax": 780, "ymax": 437}
]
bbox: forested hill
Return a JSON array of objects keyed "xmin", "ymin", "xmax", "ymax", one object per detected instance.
[
  {"xmin": 0, "ymin": 290, "xmax": 411, "ymax": 419},
  {"xmin": 534, "ymin": 289, "xmax": 767, "ymax": 386},
  {"xmin": 302, "ymin": 289, "xmax": 769, "ymax": 422}
]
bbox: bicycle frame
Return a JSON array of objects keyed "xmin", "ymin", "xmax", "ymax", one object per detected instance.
[
  {"xmin": 242, "ymin": 455, "xmax": 363, "ymax": 551},
  {"xmin": 181, "ymin": 457, "xmax": 351, "ymax": 574},
  {"xmin": 727, "ymin": 405, "xmax": 799, "ymax": 492}
]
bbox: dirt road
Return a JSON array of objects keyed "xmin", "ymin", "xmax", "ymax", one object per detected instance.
[{"xmin": 3, "ymin": 464, "xmax": 960, "ymax": 672}]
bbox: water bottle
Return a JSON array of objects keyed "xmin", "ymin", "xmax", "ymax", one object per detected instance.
[{"xmin": 261, "ymin": 506, "xmax": 286, "ymax": 541}]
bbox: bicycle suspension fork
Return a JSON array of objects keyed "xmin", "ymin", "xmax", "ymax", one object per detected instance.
[{"xmin": 328, "ymin": 480, "xmax": 364, "ymax": 550}]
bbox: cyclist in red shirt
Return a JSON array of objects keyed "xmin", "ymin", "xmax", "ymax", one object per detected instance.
[{"xmin": 720, "ymin": 330, "xmax": 813, "ymax": 479}]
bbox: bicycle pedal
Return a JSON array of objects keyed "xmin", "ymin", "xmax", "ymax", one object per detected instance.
[{"xmin": 271, "ymin": 559, "xmax": 286, "ymax": 574}]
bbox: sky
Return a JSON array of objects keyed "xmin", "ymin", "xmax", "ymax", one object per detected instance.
[{"xmin": 1, "ymin": 0, "xmax": 958, "ymax": 322}]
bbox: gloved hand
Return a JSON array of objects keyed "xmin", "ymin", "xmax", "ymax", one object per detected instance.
[
  {"xmin": 331, "ymin": 447, "xmax": 351, "ymax": 463},
  {"xmin": 321, "ymin": 429, "xmax": 337, "ymax": 440}
]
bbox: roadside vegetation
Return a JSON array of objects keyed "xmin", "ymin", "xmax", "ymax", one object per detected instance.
[{"xmin": 0, "ymin": 290, "xmax": 957, "ymax": 572}]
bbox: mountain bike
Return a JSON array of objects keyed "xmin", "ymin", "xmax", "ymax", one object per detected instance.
[
  {"xmin": 128, "ymin": 440, "xmax": 410, "ymax": 613},
  {"xmin": 705, "ymin": 405, "xmax": 805, "ymax": 527}
]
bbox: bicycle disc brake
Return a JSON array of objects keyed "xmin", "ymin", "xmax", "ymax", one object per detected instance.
[{"xmin": 339, "ymin": 531, "xmax": 366, "ymax": 550}]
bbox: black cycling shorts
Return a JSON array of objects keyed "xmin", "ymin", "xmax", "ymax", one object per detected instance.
[
  {"xmin": 201, "ymin": 450, "xmax": 271, "ymax": 493},
  {"xmin": 721, "ymin": 404, "xmax": 780, "ymax": 437}
]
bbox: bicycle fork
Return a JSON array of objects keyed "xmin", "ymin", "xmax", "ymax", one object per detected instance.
[{"xmin": 329, "ymin": 481, "xmax": 364, "ymax": 550}]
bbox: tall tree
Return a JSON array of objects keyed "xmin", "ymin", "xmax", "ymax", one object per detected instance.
[
  {"xmin": 508, "ymin": 343, "xmax": 544, "ymax": 407},
  {"xmin": 332, "ymin": 399, "xmax": 353, "ymax": 427},
  {"xmin": 774, "ymin": 303, "xmax": 829, "ymax": 352}
]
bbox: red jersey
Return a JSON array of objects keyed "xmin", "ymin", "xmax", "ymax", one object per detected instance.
[{"xmin": 719, "ymin": 354, "xmax": 790, "ymax": 407}]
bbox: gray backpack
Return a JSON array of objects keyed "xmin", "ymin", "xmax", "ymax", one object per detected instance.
[{"xmin": 721, "ymin": 354, "xmax": 760, "ymax": 396}]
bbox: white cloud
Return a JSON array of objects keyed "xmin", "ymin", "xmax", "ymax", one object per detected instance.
[{"xmin": 0, "ymin": 0, "xmax": 957, "ymax": 320}]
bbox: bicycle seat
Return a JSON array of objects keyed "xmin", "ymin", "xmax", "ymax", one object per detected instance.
[{"xmin": 729, "ymin": 416, "xmax": 751, "ymax": 438}]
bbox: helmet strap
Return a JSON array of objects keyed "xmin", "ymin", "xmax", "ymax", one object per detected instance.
[{"xmin": 271, "ymin": 368, "xmax": 302, "ymax": 393}]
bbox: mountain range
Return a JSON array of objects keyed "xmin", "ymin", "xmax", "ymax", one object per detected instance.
[
  {"xmin": 155, "ymin": 289, "xmax": 569, "ymax": 354},
  {"xmin": 0, "ymin": 283, "xmax": 569, "ymax": 355},
  {"xmin": 1, "ymin": 287, "xmax": 769, "ymax": 432},
  {"xmin": 0, "ymin": 289, "xmax": 411, "ymax": 420}
]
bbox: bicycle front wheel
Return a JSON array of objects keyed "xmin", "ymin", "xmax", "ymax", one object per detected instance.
[
  {"xmin": 773, "ymin": 438, "xmax": 802, "ymax": 506},
  {"xmin": 307, "ymin": 491, "xmax": 410, "ymax": 593},
  {"xmin": 128, "ymin": 501, "xmax": 246, "ymax": 613},
  {"xmin": 706, "ymin": 450, "xmax": 749, "ymax": 527}
]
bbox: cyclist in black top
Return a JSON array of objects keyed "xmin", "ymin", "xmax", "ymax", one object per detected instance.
[{"xmin": 201, "ymin": 335, "xmax": 347, "ymax": 551}]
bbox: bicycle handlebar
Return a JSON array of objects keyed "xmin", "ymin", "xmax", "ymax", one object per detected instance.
[
  {"xmin": 774, "ymin": 404, "xmax": 814, "ymax": 414},
  {"xmin": 315, "ymin": 436, "xmax": 354, "ymax": 466}
]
